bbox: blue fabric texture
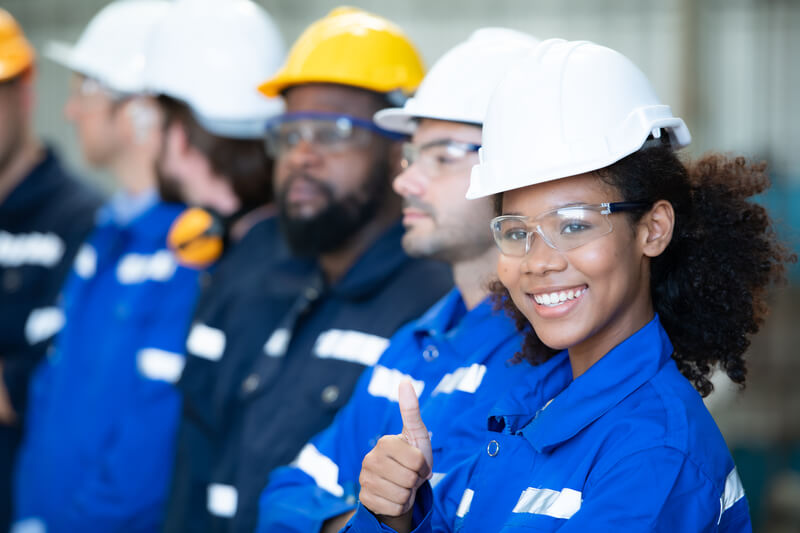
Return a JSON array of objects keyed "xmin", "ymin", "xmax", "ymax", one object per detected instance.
[
  {"xmin": 13, "ymin": 199, "xmax": 200, "ymax": 533},
  {"xmin": 345, "ymin": 316, "xmax": 752, "ymax": 533},
  {"xmin": 257, "ymin": 288, "xmax": 570, "ymax": 533}
]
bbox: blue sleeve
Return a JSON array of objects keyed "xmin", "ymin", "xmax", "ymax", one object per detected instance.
[
  {"xmin": 64, "ymin": 270, "xmax": 198, "ymax": 531},
  {"xmin": 257, "ymin": 364, "xmax": 385, "ymax": 533},
  {"xmin": 556, "ymin": 448, "xmax": 752, "ymax": 533}
]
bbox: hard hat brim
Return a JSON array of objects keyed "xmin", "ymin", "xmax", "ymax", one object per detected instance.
[{"xmin": 0, "ymin": 35, "xmax": 35, "ymax": 81}]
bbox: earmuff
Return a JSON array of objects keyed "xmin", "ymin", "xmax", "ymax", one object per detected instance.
[{"xmin": 167, "ymin": 207, "xmax": 226, "ymax": 269}]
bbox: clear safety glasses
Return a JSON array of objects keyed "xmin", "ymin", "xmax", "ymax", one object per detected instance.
[
  {"xmin": 68, "ymin": 77, "xmax": 126, "ymax": 102},
  {"xmin": 490, "ymin": 201, "xmax": 651, "ymax": 256},
  {"xmin": 264, "ymin": 112, "xmax": 406, "ymax": 158},
  {"xmin": 400, "ymin": 139, "xmax": 481, "ymax": 178}
]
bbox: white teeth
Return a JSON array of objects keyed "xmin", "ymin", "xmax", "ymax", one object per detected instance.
[{"xmin": 534, "ymin": 287, "xmax": 586, "ymax": 307}]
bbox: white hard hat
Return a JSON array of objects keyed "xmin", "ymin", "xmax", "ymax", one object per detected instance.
[
  {"xmin": 144, "ymin": 0, "xmax": 286, "ymax": 139},
  {"xmin": 45, "ymin": 0, "xmax": 170, "ymax": 94},
  {"xmin": 466, "ymin": 38, "xmax": 692, "ymax": 199},
  {"xmin": 374, "ymin": 28, "xmax": 541, "ymax": 134}
]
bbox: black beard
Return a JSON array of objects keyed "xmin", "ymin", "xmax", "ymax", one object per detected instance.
[{"xmin": 277, "ymin": 164, "xmax": 389, "ymax": 257}]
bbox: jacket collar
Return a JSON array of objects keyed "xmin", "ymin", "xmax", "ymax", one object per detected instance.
[
  {"xmin": 328, "ymin": 221, "xmax": 415, "ymax": 299},
  {"xmin": 521, "ymin": 315, "xmax": 674, "ymax": 453}
]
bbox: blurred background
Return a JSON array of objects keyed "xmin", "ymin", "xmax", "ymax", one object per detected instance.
[{"xmin": 5, "ymin": 0, "xmax": 800, "ymax": 530}]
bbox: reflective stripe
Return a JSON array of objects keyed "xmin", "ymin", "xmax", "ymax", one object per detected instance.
[
  {"xmin": 116, "ymin": 250, "xmax": 177, "ymax": 284},
  {"xmin": 137, "ymin": 348, "xmax": 185, "ymax": 383},
  {"xmin": 10, "ymin": 518, "xmax": 46, "ymax": 533},
  {"xmin": 718, "ymin": 467, "xmax": 745, "ymax": 523},
  {"xmin": 186, "ymin": 323, "xmax": 226, "ymax": 361},
  {"xmin": 432, "ymin": 364, "xmax": 487, "ymax": 396},
  {"xmin": 264, "ymin": 328, "xmax": 291, "ymax": 357},
  {"xmin": 292, "ymin": 443, "xmax": 344, "ymax": 497},
  {"xmin": 313, "ymin": 329, "xmax": 389, "ymax": 366},
  {"xmin": 512, "ymin": 487, "xmax": 582, "ymax": 519},
  {"xmin": 74, "ymin": 244, "xmax": 97, "ymax": 279},
  {"xmin": 207, "ymin": 483, "xmax": 238, "ymax": 517},
  {"xmin": 0, "ymin": 231, "xmax": 64, "ymax": 268},
  {"xmin": 24, "ymin": 307, "xmax": 65, "ymax": 345},
  {"xmin": 367, "ymin": 365, "xmax": 424, "ymax": 402},
  {"xmin": 456, "ymin": 488, "xmax": 474, "ymax": 518},
  {"xmin": 430, "ymin": 472, "xmax": 446, "ymax": 488}
]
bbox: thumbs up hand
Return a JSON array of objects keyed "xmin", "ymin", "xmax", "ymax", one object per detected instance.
[{"xmin": 358, "ymin": 381, "xmax": 432, "ymax": 530}]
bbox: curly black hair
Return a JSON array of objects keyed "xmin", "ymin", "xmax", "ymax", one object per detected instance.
[{"xmin": 490, "ymin": 144, "xmax": 796, "ymax": 397}]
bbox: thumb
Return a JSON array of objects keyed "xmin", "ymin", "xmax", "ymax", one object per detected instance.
[{"xmin": 398, "ymin": 380, "xmax": 432, "ymax": 478}]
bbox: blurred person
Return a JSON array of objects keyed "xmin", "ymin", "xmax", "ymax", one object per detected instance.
[
  {"xmin": 12, "ymin": 2, "xmax": 201, "ymax": 531},
  {"xmin": 254, "ymin": 29, "xmax": 549, "ymax": 533},
  {"xmin": 138, "ymin": 1, "xmax": 311, "ymax": 531},
  {"xmin": 0, "ymin": 8, "xmax": 103, "ymax": 531},
  {"xmin": 348, "ymin": 39, "xmax": 796, "ymax": 532},
  {"xmin": 204, "ymin": 8, "xmax": 453, "ymax": 533}
]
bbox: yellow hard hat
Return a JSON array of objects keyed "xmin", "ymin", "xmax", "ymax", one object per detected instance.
[
  {"xmin": 258, "ymin": 6, "xmax": 425, "ymax": 98},
  {"xmin": 0, "ymin": 8, "xmax": 34, "ymax": 82}
]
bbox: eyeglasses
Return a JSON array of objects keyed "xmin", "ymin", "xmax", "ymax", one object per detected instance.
[
  {"xmin": 490, "ymin": 201, "xmax": 651, "ymax": 256},
  {"xmin": 68, "ymin": 77, "xmax": 125, "ymax": 102},
  {"xmin": 400, "ymin": 139, "xmax": 481, "ymax": 178},
  {"xmin": 264, "ymin": 111, "xmax": 406, "ymax": 158}
]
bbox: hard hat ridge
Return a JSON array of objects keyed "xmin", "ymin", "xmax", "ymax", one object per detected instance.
[
  {"xmin": 374, "ymin": 27, "xmax": 541, "ymax": 134},
  {"xmin": 466, "ymin": 38, "xmax": 691, "ymax": 199},
  {"xmin": 143, "ymin": 0, "xmax": 286, "ymax": 139},
  {"xmin": 44, "ymin": 0, "xmax": 171, "ymax": 95},
  {"xmin": 257, "ymin": 6, "xmax": 425, "ymax": 100},
  {"xmin": 0, "ymin": 8, "xmax": 35, "ymax": 82}
]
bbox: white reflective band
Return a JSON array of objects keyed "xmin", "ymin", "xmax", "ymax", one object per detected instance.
[
  {"xmin": 24, "ymin": 307, "xmax": 65, "ymax": 345},
  {"xmin": 313, "ymin": 329, "xmax": 389, "ymax": 367},
  {"xmin": 432, "ymin": 364, "xmax": 487, "ymax": 396},
  {"xmin": 367, "ymin": 365, "xmax": 424, "ymax": 402},
  {"xmin": 0, "ymin": 231, "xmax": 64, "ymax": 268},
  {"xmin": 292, "ymin": 443, "xmax": 344, "ymax": 497},
  {"xmin": 186, "ymin": 323, "xmax": 226, "ymax": 361},
  {"xmin": 456, "ymin": 488, "xmax": 474, "ymax": 518},
  {"xmin": 74, "ymin": 244, "xmax": 97, "ymax": 279},
  {"xmin": 207, "ymin": 483, "xmax": 238, "ymax": 517},
  {"xmin": 137, "ymin": 348, "xmax": 185, "ymax": 383},
  {"xmin": 512, "ymin": 487, "xmax": 582, "ymax": 519},
  {"xmin": 10, "ymin": 517, "xmax": 46, "ymax": 533},
  {"xmin": 264, "ymin": 328, "xmax": 291, "ymax": 357},
  {"xmin": 116, "ymin": 250, "xmax": 177, "ymax": 284},
  {"xmin": 430, "ymin": 472, "xmax": 446, "ymax": 488},
  {"xmin": 718, "ymin": 467, "xmax": 745, "ymax": 523}
]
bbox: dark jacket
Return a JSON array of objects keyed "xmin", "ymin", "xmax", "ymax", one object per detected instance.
[
  {"xmin": 0, "ymin": 148, "xmax": 103, "ymax": 531},
  {"xmin": 164, "ymin": 214, "xmax": 314, "ymax": 533},
  {"xmin": 208, "ymin": 222, "xmax": 453, "ymax": 533}
]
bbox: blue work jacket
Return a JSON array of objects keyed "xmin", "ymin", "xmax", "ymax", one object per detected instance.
[
  {"xmin": 257, "ymin": 288, "xmax": 572, "ymax": 533},
  {"xmin": 13, "ymin": 199, "xmax": 200, "ymax": 533},
  {"xmin": 346, "ymin": 316, "xmax": 752, "ymax": 532},
  {"xmin": 207, "ymin": 222, "xmax": 453, "ymax": 533}
]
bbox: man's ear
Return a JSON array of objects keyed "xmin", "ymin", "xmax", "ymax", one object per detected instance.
[{"xmin": 638, "ymin": 199, "xmax": 675, "ymax": 258}]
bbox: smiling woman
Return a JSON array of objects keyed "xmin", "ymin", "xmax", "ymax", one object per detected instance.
[{"xmin": 343, "ymin": 38, "xmax": 796, "ymax": 533}]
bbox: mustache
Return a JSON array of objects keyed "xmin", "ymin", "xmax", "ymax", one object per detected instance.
[
  {"xmin": 278, "ymin": 172, "xmax": 335, "ymax": 199},
  {"xmin": 403, "ymin": 197, "xmax": 435, "ymax": 218}
]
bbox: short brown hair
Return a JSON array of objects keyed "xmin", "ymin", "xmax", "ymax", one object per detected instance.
[{"xmin": 158, "ymin": 95, "xmax": 274, "ymax": 210}]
